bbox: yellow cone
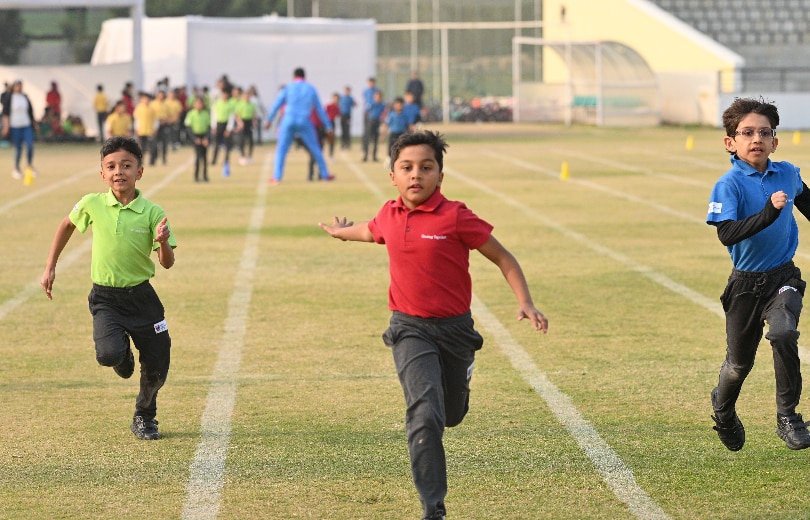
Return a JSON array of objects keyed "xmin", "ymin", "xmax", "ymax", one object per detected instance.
[
  {"xmin": 685, "ymin": 135, "xmax": 694, "ymax": 151},
  {"xmin": 793, "ymin": 131, "xmax": 801, "ymax": 145},
  {"xmin": 560, "ymin": 161, "xmax": 570, "ymax": 180},
  {"xmin": 23, "ymin": 166, "xmax": 33, "ymax": 186}
]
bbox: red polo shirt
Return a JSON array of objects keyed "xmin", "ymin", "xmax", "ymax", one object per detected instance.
[{"xmin": 368, "ymin": 188, "xmax": 493, "ymax": 318}]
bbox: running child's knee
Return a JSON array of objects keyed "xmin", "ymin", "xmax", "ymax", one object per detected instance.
[{"xmin": 767, "ymin": 327, "xmax": 800, "ymax": 348}]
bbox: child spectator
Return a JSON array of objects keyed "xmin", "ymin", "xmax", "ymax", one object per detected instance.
[
  {"xmin": 236, "ymin": 88, "xmax": 258, "ymax": 165},
  {"xmin": 325, "ymin": 92, "xmax": 340, "ymax": 158},
  {"xmin": 403, "ymin": 91, "xmax": 421, "ymax": 130},
  {"xmin": 338, "ymin": 85, "xmax": 356, "ymax": 150},
  {"xmin": 150, "ymin": 90, "xmax": 171, "ymax": 165},
  {"xmin": 133, "ymin": 92, "xmax": 157, "ymax": 165},
  {"xmin": 184, "ymin": 96, "xmax": 211, "ymax": 182},
  {"xmin": 211, "ymin": 87, "xmax": 238, "ymax": 175},
  {"xmin": 94, "ymin": 84, "xmax": 109, "ymax": 142},
  {"xmin": 362, "ymin": 90, "xmax": 385, "ymax": 162},
  {"xmin": 382, "ymin": 97, "xmax": 409, "ymax": 160},
  {"xmin": 106, "ymin": 100, "xmax": 133, "ymax": 138}
]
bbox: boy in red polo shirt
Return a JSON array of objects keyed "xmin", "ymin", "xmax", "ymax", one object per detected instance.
[{"xmin": 319, "ymin": 130, "xmax": 547, "ymax": 520}]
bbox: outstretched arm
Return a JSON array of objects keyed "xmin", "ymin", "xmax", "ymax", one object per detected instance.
[
  {"xmin": 477, "ymin": 235, "xmax": 548, "ymax": 333},
  {"xmin": 41, "ymin": 216, "xmax": 77, "ymax": 300},
  {"xmin": 318, "ymin": 216, "xmax": 374, "ymax": 242}
]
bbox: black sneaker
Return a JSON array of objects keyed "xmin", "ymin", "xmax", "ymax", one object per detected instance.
[
  {"xmin": 776, "ymin": 413, "xmax": 810, "ymax": 450},
  {"xmin": 711, "ymin": 388, "xmax": 745, "ymax": 451},
  {"xmin": 422, "ymin": 504, "xmax": 446, "ymax": 520},
  {"xmin": 131, "ymin": 416, "xmax": 160, "ymax": 440},
  {"xmin": 114, "ymin": 346, "xmax": 135, "ymax": 379},
  {"xmin": 711, "ymin": 413, "xmax": 745, "ymax": 451}
]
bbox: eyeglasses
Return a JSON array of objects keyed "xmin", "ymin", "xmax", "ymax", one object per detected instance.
[{"xmin": 733, "ymin": 128, "xmax": 776, "ymax": 140}]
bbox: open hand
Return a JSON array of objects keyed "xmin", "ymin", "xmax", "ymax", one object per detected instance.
[
  {"xmin": 518, "ymin": 307, "xmax": 548, "ymax": 333},
  {"xmin": 318, "ymin": 216, "xmax": 354, "ymax": 238}
]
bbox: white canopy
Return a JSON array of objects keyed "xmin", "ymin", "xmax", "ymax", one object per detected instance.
[
  {"xmin": 0, "ymin": 12, "xmax": 375, "ymax": 138},
  {"xmin": 92, "ymin": 15, "xmax": 376, "ymax": 135}
]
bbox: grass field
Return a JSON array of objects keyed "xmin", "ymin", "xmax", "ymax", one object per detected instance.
[{"xmin": 3, "ymin": 123, "xmax": 810, "ymax": 519}]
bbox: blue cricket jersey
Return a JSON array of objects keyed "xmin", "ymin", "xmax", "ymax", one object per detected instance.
[{"xmin": 707, "ymin": 155, "xmax": 803, "ymax": 272}]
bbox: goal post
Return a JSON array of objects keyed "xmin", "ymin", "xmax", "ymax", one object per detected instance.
[{"xmin": 513, "ymin": 36, "xmax": 661, "ymax": 126}]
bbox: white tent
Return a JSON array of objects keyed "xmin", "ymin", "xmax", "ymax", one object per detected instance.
[
  {"xmin": 0, "ymin": 12, "xmax": 375, "ymax": 138},
  {"xmin": 92, "ymin": 15, "xmax": 377, "ymax": 136}
]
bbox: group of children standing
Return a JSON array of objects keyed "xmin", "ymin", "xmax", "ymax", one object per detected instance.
[
  {"xmin": 330, "ymin": 77, "xmax": 423, "ymax": 163},
  {"xmin": 101, "ymin": 78, "xmax": 263, "ymax": 183}
]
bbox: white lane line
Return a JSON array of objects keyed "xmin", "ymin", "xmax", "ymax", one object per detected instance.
[
  {"xmin": 180, "ymin": 154, "xmax": 271, "ymax": 520},
  {"xmin": 0, "ymin": 158, "xmax": 192, "ymax": 320},
  {"xmin": 471, "ymin": 294, "xmax": 670, "ymax": 520},
  {"xmin": 347, "ymin": 156, "xmax": 669, "ymax": 518},
  {"xmin": 0, "ymin": 167, "xmax": 98, "ymax": 215},
  {"xmin": 482, "ymin": 151, "xmax": 705, "ymax": 224}
]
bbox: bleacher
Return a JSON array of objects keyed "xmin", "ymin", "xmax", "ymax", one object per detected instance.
[{"xmin": 647, "ymin": 0, "xmax": 810, "ymax": 69}]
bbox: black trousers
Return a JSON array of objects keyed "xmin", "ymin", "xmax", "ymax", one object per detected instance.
[
  {"xmin": 211, "ymin": 122, "xmax": 231, "ymax": 164},
  {"xmin": 340, "ymin": 114, "xmax": 351, "ymax": 148},
  {"xmin": 713, "ymin": 261, "xmax": 805, "ymax": 419},
  {"xmin": 89, "ymin": 281, "xmax": 171, "ymax": 420}
]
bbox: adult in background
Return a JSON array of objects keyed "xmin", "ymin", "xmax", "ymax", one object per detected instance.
[
  {"xmin": 2, "ymin": 79, "xmax": 38, "ymax": 179},
  {"xmin": 405, "ymin": 70, "xmax": 425, "ymax": 108},
  {"xmin": 263, "ymin": 67, "xmax": 335, "ymax": 185}
]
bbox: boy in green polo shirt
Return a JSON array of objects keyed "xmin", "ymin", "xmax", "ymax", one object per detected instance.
[{"xmin": 41, "ymin": 136, "xmax": 176, "ymax": 440}]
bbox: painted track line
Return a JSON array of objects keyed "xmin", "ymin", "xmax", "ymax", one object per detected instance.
[
  {"xmin": 0, "ymin": 158, "xmax": 192, "ymax": 321},
  {"xmin": 180, "ymin": 154, "xmax": 271, "ymax": 520},
  {"xmin": 0, "ymin": 167, "xmax": 98, "ymax": 216},
  {"xmin": 471, "ymin": 294, "xmax": 669, "ymax": 520},
  {"xmin": 346, "ymin": 156, "xmax": 669, "ymax": 519}
]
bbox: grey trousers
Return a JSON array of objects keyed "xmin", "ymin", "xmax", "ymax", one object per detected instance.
[
  {"xmin": 713, "ymin": 261, "xmax": 805, "ymax": 419},
  {"xmin": 383, "ymin": 310, "xmax": 483, "ymax": 519},
  {"xmin": 89, "ymin": 281, "xmax": 171, "ymax": 420}
]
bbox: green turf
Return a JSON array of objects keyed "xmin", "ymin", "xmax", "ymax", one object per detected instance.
[{"xmin": 3, "ymin": 124, "xmax": 810, "ymax": 519}]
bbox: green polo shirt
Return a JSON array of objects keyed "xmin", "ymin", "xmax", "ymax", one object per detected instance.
[
  {"xmin": 184, "ymin": 108, "xmax": 210, "ymax": 135},
  {"xmin": 213, "ymin": 97, "xmax": 235, "ymax": 124},
  {"xmin": 235, "ymin": 99, "xmax": 257, "ymax": 120},
  {"xmin": 70, "ymin": 189, "xmax": 176, "ymax": 288}
]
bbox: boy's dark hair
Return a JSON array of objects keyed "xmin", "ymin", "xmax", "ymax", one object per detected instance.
[
  {"xmin": 722, "ymin": 96, "xmax": 780, "ymax": 138},
  {"xmin": 390, "ymin": 130, "xmax": 448, "ymax": 172},
  {"xmin": 101, "ymin": 137, "xmax": 143, "ymax": 166},
  {"xmin": 294, "ymin": 67, "xmax": 305, "ymax": 78}
]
